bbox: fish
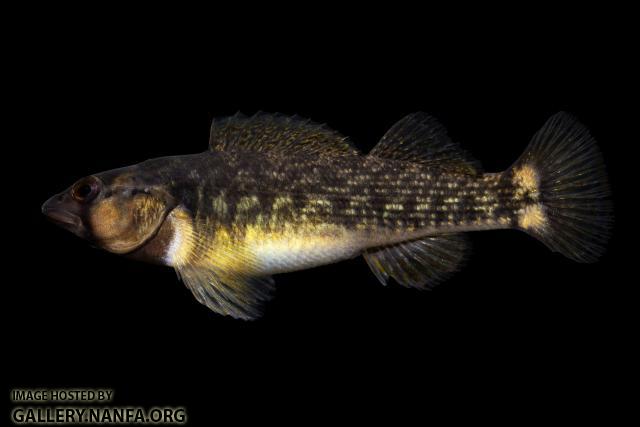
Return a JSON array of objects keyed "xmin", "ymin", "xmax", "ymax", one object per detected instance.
[{"xmin": 42, "ymin": 112, "xmax": 613, "ymax": 320}]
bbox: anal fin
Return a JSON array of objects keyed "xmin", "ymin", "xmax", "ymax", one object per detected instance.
[{"xmin": 363, "ymin": 234, "xmax": 468, "ymax": 289}]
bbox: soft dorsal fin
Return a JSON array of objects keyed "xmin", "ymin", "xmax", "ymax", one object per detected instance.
[
  {"xmin": 369, "ymin": 112, "xmax": 481, "ymax": 174},
  {"xmin": 363, "ymin": 234, "xmax": 469, "ymax": 289},
  {"xmin": 209, "ymin": 112, "xmax": 360, "ymax": 157}
]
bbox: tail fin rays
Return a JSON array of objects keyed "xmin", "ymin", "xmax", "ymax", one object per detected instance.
[{"xmin": 511, "ymin": 112, "xmax": 613, "ymax": 262}]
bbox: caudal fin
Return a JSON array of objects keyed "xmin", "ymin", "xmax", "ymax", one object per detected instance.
[{"xmin": 510, "ymin": 112, "xmax": 613, "ymax": 262}]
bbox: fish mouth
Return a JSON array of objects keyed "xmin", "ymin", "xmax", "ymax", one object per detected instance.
[
  {"xmin": 42, "ymin": 207, "xmax": 81, "ymax": 227},
  {"xmin": 41, "ymin": 195, "xmax": 86, "ymax": 236}
]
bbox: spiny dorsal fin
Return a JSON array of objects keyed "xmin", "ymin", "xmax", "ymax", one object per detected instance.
[
  {"xmin": 177, "ymin": 266, "xmax": 274, "ymax": 320},
  {"xmin": 369, "ymin": 112, "xmax": 481, "ymax": 174},
  {"xmin": 209, "ymin": 112, "xmax": 360, "ymax": 157},
  {"xmin": 363, "ymin": 234, "xmax": 469, "ymax": 289}
]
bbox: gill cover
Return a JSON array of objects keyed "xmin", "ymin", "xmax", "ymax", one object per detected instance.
[{"xmin": 89, "ymin": 187, "xmax": 176, "ymax": 254}]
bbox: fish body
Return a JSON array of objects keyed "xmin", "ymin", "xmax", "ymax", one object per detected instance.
[
  {"xmin": 42, "ymin": 112, "xmax": 612, "ymax": 319},
  {"xmin": 135, "ymin": 152, "xmax": 510, "ymax": 269}
]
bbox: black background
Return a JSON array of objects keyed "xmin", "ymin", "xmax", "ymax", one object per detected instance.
[{"xmin": 4, "ymin": 6, "xmax": 635, "ymax": 425}]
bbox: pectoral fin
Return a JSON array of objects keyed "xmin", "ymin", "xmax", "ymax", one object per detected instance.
[
  {"xmin": 363, "ymin": 234, "xmax": 468, "ymax": 289},
  {"xmin": 176, "ymin": 266, "xmax": 275, "ymax": 320}
]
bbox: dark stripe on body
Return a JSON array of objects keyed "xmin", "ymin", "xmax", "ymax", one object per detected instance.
[{"xmin": 132, "ymin": 151, "xmax": 525, "ymax": 234}]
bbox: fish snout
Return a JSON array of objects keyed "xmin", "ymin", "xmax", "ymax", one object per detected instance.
[{"xmin": 41, "ymin": 192, "xmax": 86, "ymax": 237}]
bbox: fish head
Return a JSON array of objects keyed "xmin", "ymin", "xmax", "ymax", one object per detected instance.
[{"xmin": 42, "ymin": 168, "xmax": 177, "ymax": 255}]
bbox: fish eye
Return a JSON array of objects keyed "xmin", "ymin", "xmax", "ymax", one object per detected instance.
[{"xmin": 71, "ymin": 177, "xmax": 101, "ymax": 203}]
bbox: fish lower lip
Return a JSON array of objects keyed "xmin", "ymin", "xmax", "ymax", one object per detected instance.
[{"xmin": 42, "ymin": 208, "xmax": 81, "ymax": 227}]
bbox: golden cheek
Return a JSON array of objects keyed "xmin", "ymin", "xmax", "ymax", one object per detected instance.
[
  {"xmin": 90, "ymin": 199, "xmax": 130, "ymax": 240},
  {"xmin": 89, "ymin": 195, "xmax": 170, "ymax": 254}
]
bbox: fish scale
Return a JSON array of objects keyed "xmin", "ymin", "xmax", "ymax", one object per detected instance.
[{"xmin": 174, "ymin": 152, "xmax": 518, "ymax": 239}]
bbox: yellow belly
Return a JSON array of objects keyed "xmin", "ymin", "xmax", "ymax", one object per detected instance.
[
  {"xmin": 245, "ymin": 226, "xmax": 363, "ymax": 274},
  {"xmin": 164, "ymin": 209, "xmax": 363, "ymax": 276}
]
